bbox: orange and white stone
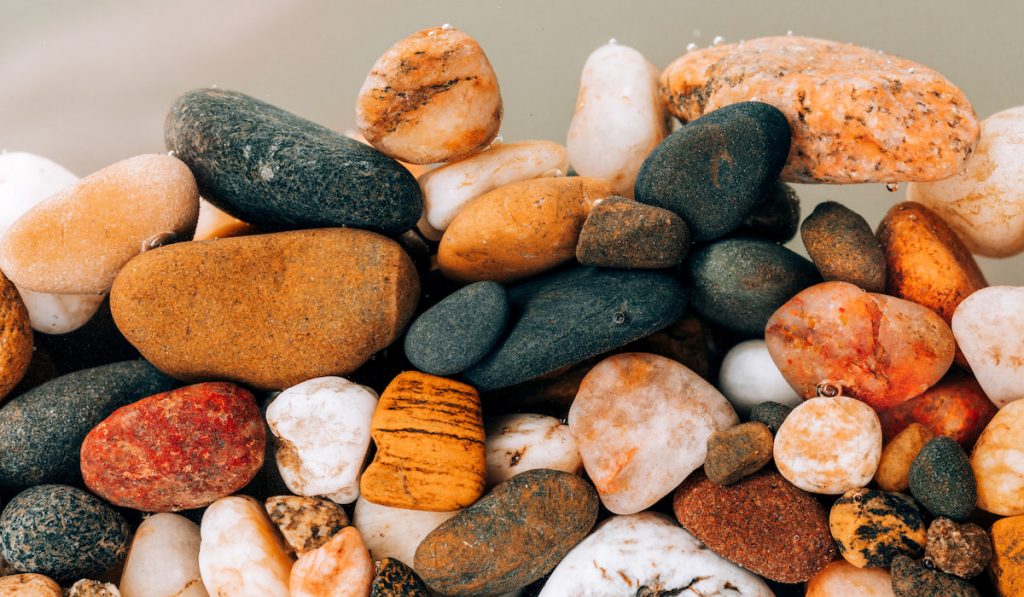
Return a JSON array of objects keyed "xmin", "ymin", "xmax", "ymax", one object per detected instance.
[
  {"xmin": 952, "ymin": 287, "xmax": 1024, "ymax": 408},
  {"xmin": 289, "ymin": 527, "xmax": 373, "ymax": 597},
  {"xmin": 971, "ymin": 400, "xmax": 1024, "ymax": 516},
  {"xmin": 484, "ymin": 413, "xmax": 581, "ymax": 487},
  {"xmin": 199, "ymin": 496, "xmax": 293, "ymax": 597},
  {"xmin": 351, "ymin": 496, "xmax": 458, "ymax": 567},
  {"xmin": 774, "ymin": 396, "xmax": 882, "ymax": 494},
  {"xmin": 567, "ymin": 41, "xmax": 668, "ymax": 197},
  {"xmin": 805, "ymin": 560, "xmax": 894, "ymax": 597}
]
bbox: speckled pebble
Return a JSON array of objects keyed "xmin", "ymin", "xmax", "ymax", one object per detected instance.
[
  {"xmin": 908, "ymin": 436, "xmax": 976, "ymax": 521},
  {"xmin": 370, "ymin": 558, "xmax": 430, "ymax": 597},
  {"xmin": 749, "ymin": 401, "xmax": 793, "ymax": 434},
  {"xmin": 924, "ymin": 518, "xmax": 992, "ymax": 579},
  {"xmin": 704, "ymin": 422, "xmax": 773, "ymax": 485},
  {"xmin": 67, "ymin": 580, "xmax": 121, "ymax": 597},
  {"xmin": 575, "ymin": 196, "xmax": 689, "ymax": 269},
  {"xmin": 890, "ymin": 554, "xmax": 980, "ymax": 597},
  {"xmin": 878, "ymin": 372, "xmax": 996, "ymax": 449},
  {"xmin": 265, "ymin": 495, "xmax": 349, "ymax": 556},
  {"xmin": 829, "ymin": 488, "xmax": 926, "ymax": 568},
  {"xmin": 991, "ymin": 515, "xmax": 1024, "ymax": 596},
  {"xmin": 801, "ymin": 200, "xmax": 886, "ymax": 292}
]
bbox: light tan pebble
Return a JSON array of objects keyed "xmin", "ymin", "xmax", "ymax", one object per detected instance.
[
  {"xmin": 0, "ymin": 574, "xmax": 62, "ymax": 596},
  {"xmin": 119, "ymin": 513, "xmax": 208, "ymax": 597},
  {"xmin": 356, "ymin": 26, "xmax": 501, "ymax": 164},
  {"xmin": 805, "ymin": 560, "xmax": 894, "ymax": 597},
  {"xmin": 289, "ymin": 527, "xmax": 373, "ymax": 597},
  {"xmin": 351, "ymin": 496, "xmax": 458, "ymax": 568},
  {"xmin": 951, "ymin": 286, "xmax": 1024, "ymax": 408},
  {"xmin": 484, "ymin": 413, "xmax": 581, "ymax": 487},
  {"xmin": 198, "ymin": 496, "xmax": 293, "ymax": 597},
  {"xmin": 874, "ymin": 423, "xmax": 934, "ymax": 492},
  {"xmin": 67, "ymin": 580, "xmax": 121, "ymax": 596},
  {"xmin": 971, "ymin": 400, "xmax": 1024, "ymax": 516},
  {"xmin": 192, "ymin": 198, "xmax": 254, "ymax": 240},
  {"xmin": 264, "ymin": 495, "xmax": 349, "ymax": 556}
]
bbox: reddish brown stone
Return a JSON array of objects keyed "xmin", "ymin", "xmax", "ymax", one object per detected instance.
[{"xmin": 878, "ymin": 371, "xmax": 998, "ymax": 449}]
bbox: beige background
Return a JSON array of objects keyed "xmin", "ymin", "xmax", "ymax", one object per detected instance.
[{"xmin": 2, "ymin": 0, "xmax": 1023, "ymax": 283}]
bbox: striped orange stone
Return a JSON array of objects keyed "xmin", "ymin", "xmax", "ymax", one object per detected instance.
[{"xmin": 360, "ymin": 371, "xmax": 486, "ymax": 511}]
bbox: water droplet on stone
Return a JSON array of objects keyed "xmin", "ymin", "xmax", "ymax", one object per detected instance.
[
  {"xmin": 608, "ymin": 38, "xmax": 618, "ymax": 45},
  {"xmin": 686, "ymin": 42, "xmax": 698, "ymax": 52},
  {"xmin": 712, "ymin": 35, "xmax": 725, "ymax": 46},
  {"xmin": 787, "ymin": 30, "xmax": 794, "ymax": 36},
  {"xmin": 490, "ymin": 134, "xmax": 503, "ymax": 147},
  {"xmin": 141, "ymin": 232, "xmax": 177, "ymax": 252},
  {"xmin": 167, "ymin": 150, "xmax": 176, "ymax": 157},
  {"xmin": 612, "ymin": 311, "xmax": 627, "ymax": 325},
  {"xmin": 691, "ymin": 28, "xmax": 702, "ymax": 37},
  {"xmin": 441, "ymin": 23, "xmax": 454, "ymax": 30}
]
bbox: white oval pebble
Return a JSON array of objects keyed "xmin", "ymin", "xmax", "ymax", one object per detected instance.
[
  {"xmin": 951, "ymin": 286, "xmax": 1024, "ymax": 408},
  {"xmin": 352, "ymin": 496, "xmax": 458, "ymax": 569},
  {"xmin": 719, "ymin": 339, "xmax": 803, "ymax": 415},
  {"xmin": 484, "ymin": 413, "xmax": 581, "ymax": 487},
  {"xmin": 120, "ymin": 513, "xmax": 209, "ymax": 597},
  {"xmin": 199, "ymin": 496, "xmax": 293, "ymax": 597},
  {"xmin": 971, "ymin": 399, "xmax": 1024, "ymax": 516}
]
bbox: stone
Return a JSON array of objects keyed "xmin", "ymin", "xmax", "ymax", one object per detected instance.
[
  {"xmin": 290, "ymin": 526, "xmax": 373, "ymax": 597},
  {"xmin": 0, "ymin": 574, "xmax": 63, "ymax": 596},
  {"xmin": 621, "ymin": 309, "xmax": 713, "ymax": 379},
  {"xmin": 765, "ymin": 281, "xmax": 956, "ymax": 411},
  {"xmin": 878, "ymin": 372, "xmax": 997, "ymax": 449},
  {"xmin": 718, "ymin": 339, "xmax": 802, "ymax": 416},
  {"xmin": 415, "ymin": 469, "xmax": 598, "ymax": 596},
  {"xmin": 351, "ymin": 497, "xmax": 458, "ymax": 567},
  {"xmin": 198, "ymin": 496, "xmax": 293, "ymax": 597},
  {"xmin": 370, "ymin": 558, "xmax": 429, "ymax": 597},
  {"xmin": 265, "ymin": 496, "xmax": 348, "ymax": 556},
  {"xmin": 925, "ymin": 518, "xmax": 992, "ymax": 579},
  {"xmin": 119, "ymin": 513, "xmax": 208, "ymax": 597},
  {"xmin": 673, "ymin": 469, "xmax": 835, "ymax": 583},
  {"xmin": 951, "ymin": 286, "xmax": 1024, "ymax": 407},
  {"xmin": 539, "ymin": 512, "xmax": 772, "ymax": 596},
  {"xmin": 829, "ymin": 488, "xmax": 926, "ymax": 567},
  {"xmin": 774, "ymin": 396, "xmax": 882, "ymax": 494},
  {"xmin": 661, "ymin": 36, "xmax": 980, "ymax": 184},
  {"xmin": 81, "ymin": 382, "xmax": 264, "ymax": 512},
  {"xmin": 0, "ymin": 360, "xmax": 178, "ymax": 489},
  {"xmin": 970, "ymin": 399, "xmax": 1024, "ymax": 515},
  {"xmin": 874, "ymin": 423, "xmax": 934, "ymax": 493},
  {"xmin": 110, "ymin": 229, "xmax": 419, "ymax": 390},
  {"xmin": 484, "ymin": 413, "xmax": 581, "ymax": 487},
  {"xmin": 266, "ymin": 376, "xmax": 377, "ymax": 503},
  {"xmin": 356, "ymin": 26, "xmax": 501, "ymax": 164},
  {"xmin": 686, "ymin": 237, "xmax": 821, "ymax": 335},
  {"xmin": 749, "ymin": 401, "xmax": 793, "ymax": 434},
  {"xmin": 18, "ymin": 290, "xmax": 106, "ymax": 337},
  {"xmin": 361, "ymin": 371, "xmax": 486, "ymax": 511},
  {"xmin": 801, "ymin": 200, "xmax": 886, "ymax": 292},
  {"xmin": 403, "ymin": 281, "xmax": 509, "ymax": 376},
  {"xmin": 991, "ymin": 515, "xmax": 1024, "ymax": 596},
  {"xmin": 908, "ymin": 436, "xmax": 976, "ymax": 520},
  {"xmin": 67, "ymin": 580, "xmax": 120, "ymax": 596},
  {"xmin": 570, "ymin": 352, "xmax": 737, "ymax": 513},
  {"xmin": 0, "ymin": 485, "xmax": 131, "ymax": 582},
  {"xmin": 805, "ymin": 560, "xmax": 895, "ymax": 597},
  {"xmin": 567, "ymin": 41, "xmax": 668, "ymax": 197},
  {"xmin": 908, "ymin": 106, "xmax": 1024, "ymax": 257},
  {"xmin": 890, "ymin": 554, "xmax": 980, "ymax": 597},
  {"xmin": 0, "ymin": 273, "xmax": 31, "ymax": 401},
  {"xmin": 463, "ymin": 267, "xmax": 687, "ymax": 391},
  {"xmin": 0, "ymin": 154, "xmax": 198, "ymax": 294},
  {"xmin": 438, "ymin": 177, "xmax": 615, "ymax": 283},
  {"xmin": 736, "ymin": 180, "xmax": 801, "ymax": 242},
  {"xmin": 635, "ymin": 102, "xmax": 791, "ymax": 242},
  {"xmin": 192, "ymin": 198, "xmax": 254, "ymax": 241},
  {"xmin": 574, "ymin": 196, "xmax": 689, "ymax": 269},
  {"xmin": 704, "ymin": 421, "xmax": 773, "ymax": 485}
]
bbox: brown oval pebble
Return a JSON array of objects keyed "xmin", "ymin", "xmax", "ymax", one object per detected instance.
[
  {"xmin": 0, "ymin": 574, "xmax": 63, "ymax": 596},
  {"xmin": 265, "ymin": 495, "xmax": 349, "ymax": 556},
  {"xmin": 924, "ymin": 518, "xmax": 992, "ymax": 579},
  {"xmin": 991, "ymin": 515, "xmax": 1024, "ymax": 596},
  {"xmin": 0, "ymin": 274, "xmax": 32, "ymax": 402},
  {"xmin": 874, "ymin": 423, "xmax": 934, "ymax": 492},
  {"xmin": 800, "ymin": 200, "xmax": 886, "ymax": 292},
  {"xmin": 672, "ymin": 468, "xmax": 836, "ymax": 583},
  {"xmin": 704, "ymin": 421, "xmax": 774, "ymax": 486},
  {"xmin": 575, "ymin": 196, "xmax": 689, "ymax": 269},
  {"xmin": 110, "ymin": 228, "xmax": 419, "ymax": 390}
]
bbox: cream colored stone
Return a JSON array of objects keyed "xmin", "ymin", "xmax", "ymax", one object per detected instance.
[
  {"xmin": 805, "ymin": 560, "xmax": 894, "ymax": 597},
  {"xmin": 120, "ymin": 513, "xmax": 209, "ymax": 597},
  {"xmin": 972, "ymin": 400, "xmax": 1024, "ymax": 516},
  {"xmin": 0, "ymin": 574, "xmax": 63, "ymax": 596},
  {"xmin": 951, "ymin": 286, "xmax": 1024, "ymax": 408},
  {"xmin": 199, "ymin": 496, "xmax": 293, "ymax": 597},
  {"xmin": 351, "ymin": 496, "xmax": 458, "ymax": 569},
  {"xmin": 67, "ymin": 580, "xmax": 120, "ymax": 596},
  {"xmin": 289, "ymin": 527, "xmax": 373, "ymax": 597},
  {"xmin": 485, "ymin": 413, "xmax": 581, "ymax": 487},
  {"xmin": 718, "ymin": 339, "xmax": 802, "ymax": 416}
]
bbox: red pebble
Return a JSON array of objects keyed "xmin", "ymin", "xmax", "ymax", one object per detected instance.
[
  {"xmin": 81, "ymin": 382, "xmax": 264, "ymax": 512},
  {"xmin": 879, "ymin": 372, "xmax": 998, "ymax": 449}
]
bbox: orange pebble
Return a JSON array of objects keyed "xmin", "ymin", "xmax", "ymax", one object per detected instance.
[
  {"xmin": 878, "ymin": 372, "xmax": 997, "ymax": 449},
  {"xmin": 192, "ymin": 199, "xmax": 255, "ymax": 240},
  {"xmin": 290, "ymin": 527, "xmax": 373, "ymax": 597},
  {"xmin": 991, "ymin": 515, "xmax": 1024, "ymax": 596}
]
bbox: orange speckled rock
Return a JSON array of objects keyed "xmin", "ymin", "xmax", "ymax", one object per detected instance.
[
  {"xmin": 0, "ymin": 273, "xmax": 32, "ymax": 402},
  {"xmin": 805, "ymin": 560, "xmax": 894, "ymax": 597},
  {"xmin": 991, "ymin": 515, "xmax": 1024, "ymax": 596},
  {"xmin": 290, "ymin": 526, "xmax": 373, "ymax": 597},
  {"xmin": 874, "ymin": 423, "xmax": 934, "ymax": 492},
  {"xmin": 360, "ymin": 371, "xmax": 486, "ymax": 511},
  {"xmin": 660, "ymin": 37, "xmax": 979, "ymax": 184},
  {"xmin": 878, "ymin": 372, "xmax": 997, "ymax": 449},
  {"xmin": 0, "ymin": 574, "xmax": 63, "ymax": 596},
  {"xmin": 0, "ymin": 154, "xmax": 199, "ymax": 294},
  {"xmin": 438, "ymin": 177, "xmax": 616, "ymax": 283}
]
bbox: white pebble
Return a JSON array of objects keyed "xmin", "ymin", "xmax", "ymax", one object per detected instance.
[
  {"xmin": 485, "ymin": 413, "xmax": 581, "ymax": 487},
  {"xmin": 352, "ymin": 496, "xmax": 458, "ymax": 571},
  {"xmin": 719, "ymin": 339, "xmax": 803, "ymax": 415},
  {"xmin": 120, "ymin": 513, "xmax": 209, "ymax": 597},
  {"xmin": 199, "ymin": 496, "xmax": 293, "ymax": 597}
]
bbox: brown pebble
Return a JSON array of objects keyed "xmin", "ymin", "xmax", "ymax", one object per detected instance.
[
  {"xmin": 736, "ymin": 181, "xmax": 802, "ymax": 243},
  {"xmin": 575, "ymin": 196, "xmax": 689, "ymax": 269},
  {"xmin": 800, "ymin": 201, "xmax": 886, "ymax": 292},
  {"xmin": 265, "ymin": 495, "xmax": 349, "ymax": 556},
  {"xmin": 875, "ymin": 423, "xmax": 934, "ymax": 492},
  {"xmin": 891, "ymin": 554, "xmax": 979, "ymax": 597},
  {"xmin": 704, "ymin": 422, "xmax": 773, "ymax": 485},
  {"xmin": 924, "ymin": 518, "xmax": 992, "ymax": 579},
  {"xmin": 0, "ymin": 273, "xmax": 32, "ymax": 402}
]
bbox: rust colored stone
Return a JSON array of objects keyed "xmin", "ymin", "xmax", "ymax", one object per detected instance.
[
  {"xmin": 575, "ymin": 196, "xmax": 689, "ymax": 269},
  {"xmin": 878, "ymin": 371, "xmax": 997, "ymax": 449},
  {"xmin": 925, "ymin": 518, "xmax": 992, "ymax": 579},
  {"xmin": 0, "ymin": 273, "xmax": 32, "ymax": 402},
  {"xmin": 992, "ymin": 515, "xmax": 1024, "ymax": 596}
]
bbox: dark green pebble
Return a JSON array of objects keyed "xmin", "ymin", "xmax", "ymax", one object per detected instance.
[
  {"xmin": 909, "ymin": 436, "xmax": 977, "ymax": 521},
  {"xmin": 749, "ymin": 401, "xmax": 793, "ymax": 434}
]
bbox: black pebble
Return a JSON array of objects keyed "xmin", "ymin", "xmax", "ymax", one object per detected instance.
[
  {"xmin": 749, "ymin": 401, "xmax": 794, "ymax": 434},
  {"xmin": 909, "ymin": 436, "xmax": 977, "ymax": 521}
]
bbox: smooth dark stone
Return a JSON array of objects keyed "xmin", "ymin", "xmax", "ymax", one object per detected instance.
[
  {"xmin": 891, "ymin": 554, "xmax": 980, "ymax": 597},
  {"xmin": 463, "ymin": 267, "xmax": 687, "ymax": 391},
  {"xmin": 749, "ymin": 401, "xmax": 793, "ymax": 434},
  {"xmin": 635, "ymin": 101, "xmax": 791, "ymax": 242},
  {"xmin": 34, "ymin": 296, "xmax": 140, "ymax": 375},
  {"xmin": 909, "ymin": 436, "xmax": 977, "ymax": 521},
  {"xmin": 0, "ymin": 485, "xmax": 131, "ymax": 582},
  {"xmin": 165, "ymin": 88, "xmax": 422, "ymax": 235},
  {"xmin": 685, "ymin": 237, "xmax": 820, "ymax": 335},
  {"xmin": 415, "ymin": 469, "xmax": 598, "ymax": 596},
  {"xmin": 404, "ymin": 281, "xmax": 509, "ymax": 376},
  {"xmin": 575, "ymin": 197, "xmax": 690, "ymax": 269},
  {"xmin": 0, "ymin": 360, "xmax": 178, "ymax": 490},
  {"xmin": 801, "ymin": 201, "xmax": 887, "ymax": 293},
  {"xmin": 737, "ymin": 181, "xmax": 801, "ymax": 243},
  {"xmin": 371, "ymin": 558, "xmax": 430, "ymax": 597}
]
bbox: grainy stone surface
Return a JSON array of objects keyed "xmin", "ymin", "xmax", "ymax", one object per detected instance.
[
  {"xmin": 265, "ymin": 495, "xmax": 348, "ymax": 556},
  {"xmin": 289, "ymin": 526, "xmax": 373, "ymax": 597},
  {"xmin": 67, "ymin": 580, "xmax": 120, "ymax": 597},
  {"xmin": 801, "ymin": 200, "xmax": 886, "ymax": 292},
  {"xmin": 890, "ymin": 554, "xmax": 980, "ymax": 596},
  {"xmin": 704, "ymin": 421, "xmax": 774, "ymax": 485},
  {"xmin": 575, "ymin": 196, "xmax": 689, "ymax": 269},
  {"xmin": 0, "ymin": 273, "xmax": 31, "ymax": 402},
  {"xmin": 924, "ymin": 518, "xmax": 992, "ymax": 579},
  {"xmin": 370, "ymin": 558, "xmax": 429, "ymax": 597},
  {"xmin": 0, "ymin": 574, "xmax": 63, "ymax": 596},
  {"xmin": 829, "ymin": 488, "xmax": 926, "ymax": 568},
  {"xmin": 991, "ymin": 515, "xmax": 1024, "ymax": 596},
  {"xmin": 908, "ymin": 436, "xmax": 976, "ymax": 521},
  {"xmin": 749, "ymin": 401, "xmax": 793, "ymax": 434}
]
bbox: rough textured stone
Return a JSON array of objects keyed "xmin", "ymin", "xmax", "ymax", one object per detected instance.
[
  {"xmin": 265, "ymin": 495, "xmax": 348, "ymax": 556},
  {"xmin": 874, "ymin": 423, "xmax": 934, "ymax": 492},
  {"xmin": 67, "ymin": 580, "xmax": 120, "ymax": 597},
  {"xmin": 830, "ymin": 488, "xmax": 926, "ymax": 568},
  {"xmin": 289, "ymin": 526, "xmax": 373, "ymax": 597},
  {"xmin": 0, "ymin": 273, "xmax": 31, "ymax": 402},
  {"xmin": 704, "ymin": 421, "xmax": 774, "ymax": 485},
  {"xmin": 878, "ymin": 372, "xmax": 997, "ymax": 449},
  {"xmin": 484, "ymin": 413, "xmax": 580, "ymax": 488},
  {"xmin": 991, "ymin": 515, "xmax": 1024, "ymax": 596},
  {"xmin": 749, "ymin": 401, "xmax": 793, "ymax": 434},
  {"xmin": 370, "ymin": 558, "xmax": 429, "ymax": 597},
  {"xmin": 805, "ymin": 560, "xmax": 895, "ymax": 597},
  {"xmin": 952, "ymin": 286, "xmax": 1024, "ymax": 408},
  {"xmin": 119, "ymin": 513, "xmax": 207, "ymax": 597},
  {"xmin": 801, "ymin": 200, "xmax": 886, "ymax": 292},
  {"xmin": 719, "ymin": 339, "xmax": 802, "ymax": 416},
  {"xmin": 908, "ymin": 436, "xmax": 976, "ymax": 521},
  {"xmin": 972, "ymin": 400, "xmax": 1024, "ymax": 516},
  {"xmin": 198, "ymin": 496, "xmax": 293, "ymax": 597},
  {"xmin": 890, "ymin": 554, "xmax": 980, "ymax": 597},
  {"xmin": 574, "ymin": 196, "xmax": 689, "ymax": 269},
  {"xmin": 0, "ymin": 574, "xmax": 62, "ymax": 596},
  {"xmin": 736, "ymin": 181, "xmax": 801, "ymax": 242},
  {"xmin": 925, "ymin": 518, "xmax": 992, "ymax": 579}
]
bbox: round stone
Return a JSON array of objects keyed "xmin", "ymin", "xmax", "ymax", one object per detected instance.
[
  {"xmin": 718, "ymin": 339, "xmax": 802, "ymax": 416},
  {"xmin": 748, "ymin": 401, "xmax": 793, "ymax": 435},
  {"xmin": 119, "ymin": 513, "xmax": 206, "ymax": 597},
  {"xmin": 829, "ymin": 488, "xmax": 926, "ymax": 568},
  {"xmin": 736, "ymin": 181, "xmax": 801, "ymax": 242},
  {"xmin": 198, "ymin": 496, "xmax": 293, "ymax": 597},
  {"xmin": 971, "ymin": 400, "xmax": 1024, "ymax": 516},
  {"xmin": 289, "ymin": 526, "xmax": 373, "ymax": 597},
  {"xmin": 908, "ymin": 436, "xmax": 977, "ymax": 521},
  {"xmin": 800, "ymin": 200, "xmax": 886, "ymax": 292},
  {"xmin": 925, "ymin": 518, "xmax": 992, "ymax": 579},
  {"xmin": 952, "ymin": 286, "xmax": 1024, "ymax": 408},
  {"xmin": 484, "ymin": 413, "xmax": 581, "ymax": 488},
  {"xmin": 0, "ymin": 574, "xmax": 63, "ymax": 596},
  {"xmin": 575, "ymin": 196, "xmax": 690, "ymax": 269},
  {"xmin": 264, "ymin": 495, "xmax": 348, "ymax": 556},
  {"xmin": 890, "ymin": 554, "xmax": 980, "ymax": 597}
]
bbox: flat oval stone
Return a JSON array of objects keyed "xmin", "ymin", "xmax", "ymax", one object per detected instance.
[
  {"xmin": 925, "ymin": 518, "xmax": 992, "ymax": 579},
  {"xmin": 570, "ymin": 352, "xmax": 738, "ymax": 514},
  {"xmin": 352, "ymin": 497, "xmax": 458, "ymax": 567},
  {"xmin": 703, "ymin": 422, "xmax": 774, "ymax": 485},
  {"xmin": 890, "ymin": 554, "xmax": 980, "ymax": 597},
  {"xmin": 0, "ymin": 360, "xmax": 178, "ymax": 489},
  {"xmin": 415, "ymin": 469, "xmax": 598, "ymax": 596},
  {"xmin": 686, "ymin": 237, "xmax": 821, "ymax": 335},
  {"xmin": 766, "ymin": 281, "xmax": 955, "ymax": 410},
  {"xmin": 403, "ymin": 281, "xmax": 508, "ymax": 376},
  {"xmin": 970, "ymin": 400, "xmax": 1024, "ymax": 515},
  {"xmin": 357, "ymin": 26, "xmax": 501, "ymax": 165},
  {"xmin": 110, "ymin": 229, "xmax": 419, "ymax": 390},
  {"xmin": 484, "ymin": 413, "xmax": 581, "ymax": 488},
  {"xmin": 0, "ymin": 485, "xmax": 131, "ymax": 582},
  {"xmin": 265, "ymin": 496, "xmax": 348, "ymax": 556},
  {"xmin": 718, "ymin": 339, "xmax": 802, "ymax": 416},
  {"xmin": 736, "ymin": 181, "xmax": 801, "ymax": 242},
  {"xmin": 463, "ymin": 267, "xmax": 687, "ymax": 391},
  {"xmin": 198, "ymin": 496, "xmax": 293, "ymax": 597},
  {"xmin": 0, "ymin": 574, "xmax": 63, "ymax": 596},
  {"xmin": 567, "ymin": 42, "xmax": 668, "ymax": 197},
  {"xmin": 801, "ymin": 200, "xmax": 886, "ymax": 292},
  {"xmin": 119, "ymin": 513, "xmax": 208, "ymax": 597},
  {"xmin": 289, "ymin": 526, "xmax": 373, "ymax": 597},
  {"xmin": 806, "ymin": 560, "xmax": 895, "ymax": 597},
  {"xmin": 438, "ymin": 177, "xmax": 615, "ymax": 283},
  {"xmin": 951, "ymin": 286, "xmax": 1024, "ymax": 408},
  {"xmin": 167, "ymin": 88, "xmax": 421, "ymax": 235},
  {"xmin": 635, "ymin": 102, "xmax": 790, "ymax": 242},
  {"xmin": 661, "ymin": 36, "xmax": 980, "ymax": 183},
  {"xmin": 909, "ymin": 436, "xmax": 976, "ymax": 521},
  {"xmin": 0, "ymin": 154, "xmax": 199, "ymax": 294},
  {"xmin": 829, "ymin": 488, "xmax": 926, "ymax": 567},
  {"xmin": 875, "ymin": 423, "xmax": 934, "ymax": 493},
  {"xmin": 991, "ymin": 515, "xmax": 1024, "ymax": 595},
  {"xmin": 878, "ymin": 372, "xmax": 997, "ymax": 449},
  {"xmin": 574, "ymin": 196, "xmax": 689, "ymax": 269},
  {"xmin": 371, "ymin": 558, "xmax": 429, "ymax": 597},
  {"xmin": 81, "ymin": 382, "xmax": 264, "ymax": 512},
  {"xmin": 0, "ymin": 273, "xmax": 31, "ymax": 401}
]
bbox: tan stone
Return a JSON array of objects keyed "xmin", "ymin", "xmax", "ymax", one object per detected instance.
[
  {"xmin": 805, "ymin": 560, "xmax": 894, "ymax": 597},
  {"xmin": 0, "ymin": 574, "xmax": 62, "ymax": 596},
  {"xmin": 971, "ymin": 400, "xmax": 1024, "ymax": 515},
  {"xmin": 874, "ymin": 423, "xmax": 934, "ymax": 492}
]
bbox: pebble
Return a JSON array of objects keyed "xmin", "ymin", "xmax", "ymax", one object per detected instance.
[
  {"xmin": 924, "ymin": 518, "xmax": 992, "ymax": 579},
  {"xmin": 800, "ymin": 200, "xmax": 886, "ymax": 292},
  {"xmin": 266, "ymin": 376, "xmax": 377, "ymax": 504},
  {"xmin": 574, "ymin": 196, "xmax": 689, "ymax": 269},
  {"xmin": 370, "ymin": 558, "xmax": 429, "ymax": 597},
  {"xmin": 890, "ymin": 554, "xmax": 980, "ymax": 597},
  {"xmin": 0, "ymin": 274, "xmax": 31, "ymax": 401},
  {"xmin": 415, "ymin": 469, "xmax": 598, "ymax": 596},
  {"xmin": 18, "ymin": 289, "xmax": 106, "ymax": 337},
  {"xmin": 0, "ymin": 360, "xmax": 177, "ymax": 489},
  {"xmin": 765, "ymin": 281, "xmax": 955, "ymax": 410},
  {"xmin": 437, "ymin": 176, "xmax": 615, "ymax": 283},
  {"xmin": 660, "ymin": 36, "xmax": 980, "ymax": 183},
  {"xmin": 774, "ymin": 396, "xmax": 882, "ymax": 494},
  {"xmin": 874, "ymin": 423, "xmax": 934, "ymax": 493},
  {"xmin": 290, "ymin": 526, "xmax": 373, "ymax": 597},
  {"xmin": 357, "ymin": 26, "xmax": 502, "ymax": 164},
  {"xmin": 360, "ymin": 371, "xmax": 486, "ymax": 511},
  {"xmin": 704, "ymin": 421, "xmax": 774, "ymax": 485},
  {"xmin": 198, "ymin": 496, "xmax": 293, "ymax": 597},
  {"xmin": 484, "ymin": 413, "xmax": 581, "ymax": 487},
  {"xmin": 951, "ymin": 286, "xmax": 1024, "ymax": 408},
  {"xmin": 0, "ymin": 484, "xmax": 131, "ymax": 583},
  {"xmin": 403, "ymin": 281, "xmax": 509, "ymax": 376},
  {"xmin": 0, "ymin": 154, "xmax": 199, "ymax": 294},
  {"xmin": 635, "ymin": 101, "xmax": 791, "ymax": 242},
  {"xmin": 0, "ymin": 574, "xmax": 62, "ymax": 595},
  {"xmin": 970, "ymin": 399, "xmax": 1024, "ymax": 515},
  {"xmin": 68, "ymin": 580, "xmax": 121, "ymax": 597},
  {"xmin": 539, "ymin": 512, "xmax": 772, "ymax": 596},
  {"xmin": 878, "ymin": 372, "xmax": 997, "ymax": 449},
  {"xmin": 749, "ymin": 401, "xmax": 793, "ymax": 434},
  {"xmin": 110, "ymin": 229, "xmax": 419, "ymax": 390},
  {"xmin": 192, "ymin": 198, "xmax": 253, "ymax": 241},
  {"xmin": 351, "ymin": 497, "xmax": 458, "ymax": 567},
  {"xmin": 805, "ymin": 560, "xmax": 895, "ymax": 597},
  {"xmin": 119, "ymin": 513, "xmax": 208, "ymax": 597},
  {"xmin": 991, "ymin": 515, "xmax": 1024, "ymax": 595},
  {"xmin": 566, "ymin": 42, "xmax": 668, "ymax": 197},
  {"xmin": 569, "ymin": 352, "xmax": 738, "ymax": 513},
  {"xmin": 718, "ymin": 339, "xmax": 802, "ymax": 416},
  {"xmin": 686, "ymin": 237, "xmax": 821, "ymax": 335},
  {"xmin": 462, "ymin": 266, "xmax": 687, "ymax": 391},
  {"xmin": 673, "ymin": 469, "xmax": 836, "ymax": 583},
  {"xmin": 736, "ymin": 180, "xmax": 801, "ymax": 242},
  {"xmin": 908, "ymin": 105, "xmax": 1024, "ymax": 257},
  {"xmin": 81, "ymin": 381, "xmax": 264, "ymax": 512},
  {"xmin": 908, "ymin": 436, "xmax": 976, "ymax": 521},
  {"xmin": 265, "ymin": 495, "xmax": 349, "ymax": 556},
  {"xmin": 829, "ymin": 488, "xmax": 926, "ymax": 567}
]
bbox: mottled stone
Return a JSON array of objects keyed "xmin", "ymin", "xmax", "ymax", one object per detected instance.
[
  {"xmin": 801, "ymin": 200, "xmax": 886, "ymax": 292},
  {"xmin": 991, "ymin": 515, "xmax": 1024, "ymax": 596},
  {"xmin": 0, "ymin": 273, "xmax": 31, "ymax": 402},
  {"xmin": 736, "ymin": 181, "xmax": 801, "ymax": 242},
  {"xmin": 119, "ymin": 513, "xmax": 208, "ymax": 597},
  {"xmin": 890, "ymin": 554, "xmax": 980, "ymax": 597},
  {"xmin": 875, "ymin": 423, "xmax": 934, "ymax": 493},
  {"xmin": 484, "ymin": 413, "xmax": 581, "ymax": 487},
  {"xmin": 829, "ymin": 488, "xmax": 926, "ymax": 568},
  {"xmin": 951, "ymin": 286, "xmax": 1024, "ymax": 408},
  {"xmin": 878, "ymin": 372, "xmax": 997, "ymax": 449},
  {"xmin": 0, "ymin": 574, "xmax": 62, "ymax": 596},
  {"xmin": 575, "ymin": 196, "xmax": 689, "ymax": 268},
  {"xmin": 351, "ymin": 497, "xmax": 457, "ymax": 567},
  {"xmin": 290, "ymin": 526, "xmax": 373, "ymax": 597},
  {"xmin": 704, "ymin": 422, "xmax": 774, "ymax": 485},
  {"xmin": 908, "ymin": 436, "xmax": 976, "ymax": 521},
  {"xmin": 719, "ymin": 339, "xmax": 802, "ymax": 416},
  {"xmin": 370, "ymin": 558, "xmax": 429, "ymax": 597},
  {"xmin": 265, "ymin": 496, "xmax": 348, "ymax": 556},
  {"xmin": 970, "ymin": 399, "xmax": 1024, "ymax": 516},
  {"xmin": 925, "ymin": 518, "xmax": 992, "ymax": 579},
  {"xmin": 198, "ymin": 496, "xmax": 293, "ymax": 597},
  {"xmin": 805, "ymin": 560, "xmax": 894, "ymax": 597},
  {"xmin": 749, "ymin": 401, "xmax": 793, "ymax": 434},
  {"xmin": 67, "ymin": 580, "xmax": 120, "ymax": 597}
]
